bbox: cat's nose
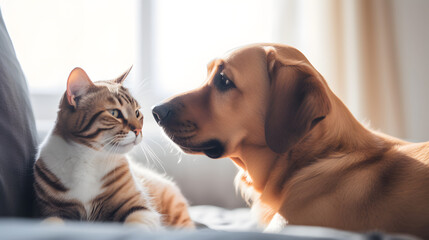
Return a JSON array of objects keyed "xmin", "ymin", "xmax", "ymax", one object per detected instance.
[
  {"xmin": 152, "ymin": 104, "xmax": 172, "ymax": 125},
  {"xmin": 133, "ymin": 128, "xmax": 142, "ymax": 136}
]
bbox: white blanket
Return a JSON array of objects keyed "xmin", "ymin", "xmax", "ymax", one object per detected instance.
[{"xmin": 190, "ymin": 205, "xmax": 259, "ymax": 231}]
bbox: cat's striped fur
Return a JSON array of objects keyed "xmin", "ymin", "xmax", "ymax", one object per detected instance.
[{"xmin": 34, "ymin": 67, "xmax": 194, "ymax": 229}]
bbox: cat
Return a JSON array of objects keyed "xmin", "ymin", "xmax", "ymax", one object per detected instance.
[{"xmin": 33, "ymin": 67, "xmax": 194, "ymax": 229}]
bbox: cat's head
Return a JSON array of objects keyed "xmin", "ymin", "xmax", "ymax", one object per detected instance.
[{"xmin": 55, "ymin": 67, "xmax": 143, "ymax": 154}]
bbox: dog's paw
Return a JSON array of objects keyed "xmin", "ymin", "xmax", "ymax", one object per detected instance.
[{"xmin": 264, "ymin": 213, "xmax": 287, "ymax": 233}]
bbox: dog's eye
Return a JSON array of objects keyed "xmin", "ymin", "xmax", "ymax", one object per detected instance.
[{"xmin": 215, "ymin": 72, "xmax": 235, "ymax": 92}]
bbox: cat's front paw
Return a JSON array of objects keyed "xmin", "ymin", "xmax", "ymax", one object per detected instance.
[
  {"xmin": 41, "ymin": 216, "xmax": 65, "ymax": 225},
  {"xmin": 124, "ymin": 209, "xmax": 162, "ymax": 231}
]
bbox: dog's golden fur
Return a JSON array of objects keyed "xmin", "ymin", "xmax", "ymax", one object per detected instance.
[{"xmin": 153, "ymin": 43, "xmax": 429, "ymax": 238}]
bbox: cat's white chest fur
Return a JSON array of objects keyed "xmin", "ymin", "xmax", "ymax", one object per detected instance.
[{"xmin": 38, "ymin": 134, "xmax": 124, "ymax": 213}]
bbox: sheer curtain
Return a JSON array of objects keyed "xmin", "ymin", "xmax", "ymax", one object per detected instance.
[{"xmin": 272, "ymin": 0, "xmax": 406, "ymax": 138}]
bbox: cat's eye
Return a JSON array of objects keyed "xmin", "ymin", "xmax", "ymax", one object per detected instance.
[
  {"xmin": 135, "ymin": 110, "xmax": 140, "ymax": 118},
  {"xmin": 109, "ymin": 109, "xmax": 123, "ymax": 118}
]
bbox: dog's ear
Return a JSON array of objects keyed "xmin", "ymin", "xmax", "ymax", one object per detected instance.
[{"xmin": 264, "ymin": 47, "xmax": 331, "ymax": 153}]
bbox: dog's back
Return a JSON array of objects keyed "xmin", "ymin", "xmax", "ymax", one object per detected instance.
[{"xmin": 279, "ymin": 137, "xmax": 429, "ymax": 238}]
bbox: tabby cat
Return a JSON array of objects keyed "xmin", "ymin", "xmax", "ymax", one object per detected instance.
[{"xmin": 34, "ymin": 67, "xmax": 194, "ymax": 229}]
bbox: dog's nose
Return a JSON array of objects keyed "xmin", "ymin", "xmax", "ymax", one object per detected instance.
[{"xmin": 152, "ymin": 104, "xmax": 172, "ymax": 125}]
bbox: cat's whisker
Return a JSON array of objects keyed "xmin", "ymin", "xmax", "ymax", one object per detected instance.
[
  {"xmin": 100, "ymin": 139, "xmax": 118, "ymax": 155},
  {"xmin": 144, "ymin": 143, "xmax": 164, "ymax": 169},
  {"xmin": 142, "ymin": 142, "xmax": 166, "ymax": 175},
  {"xmin": 102, "ymin": 137, "xmax": 122, "ymax": 171},
  {"xmin": 140, "ymin": 144, "xmax": 152, "ymax": 166},
  {"xmin": 138, "ymin": 144, "xmax": 151, "ymax": 167},
  {"xmin": 99, "ymin": 135, "xmax": 120, "ymax": 147},
  {"xmin": 145, "ymin": 138, "xmax": 167, "ymax": 156},
  {"xmin": 101, "ymin": 140, "xmax": 118, "ymax": 175},
  {"xmin": 99, "ymin": 140, "xmax": 115, "ymax": 150},
  {"xmin": 139, "ymin": 143, "xmax": 155, "ymax": 165},
  {"xmin": 108, "ymin": 142, "xmax": 122, "ymax": 178},
  {"xmin": 163, "ymin": 138, "xmax": 184, "ymax": 163}
]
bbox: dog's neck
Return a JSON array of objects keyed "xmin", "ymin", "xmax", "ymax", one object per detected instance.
[{"xmin": 235, "ymin": 93, "xmax": 392, "ymax": 213}]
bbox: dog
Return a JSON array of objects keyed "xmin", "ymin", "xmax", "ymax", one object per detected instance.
[{"xmin": 152, "ymin": 43, "xmax": 429, "ymax": 238}]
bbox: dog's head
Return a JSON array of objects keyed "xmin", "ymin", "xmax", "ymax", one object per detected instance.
[{"xmin": 153, "ymin": 44, "xmax": 331, "ymax": 161}]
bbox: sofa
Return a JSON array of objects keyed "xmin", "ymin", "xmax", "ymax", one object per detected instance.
[{"xmin": 0, "ymin": 8, "xmax": 419, "ymax": 240}]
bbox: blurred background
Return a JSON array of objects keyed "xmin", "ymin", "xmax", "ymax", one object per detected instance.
[{"xmin": 0, "ymin": 0, "xmax": 428, "ymax": 209}]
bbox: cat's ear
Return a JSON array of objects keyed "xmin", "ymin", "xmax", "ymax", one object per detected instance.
[
  {"xmin": 66, "ymin": 67, "xmax": 95, "ymax": 107},
  {"xmin": 114, "ymin": 65, "xmax": 133, "ymax": 84}
]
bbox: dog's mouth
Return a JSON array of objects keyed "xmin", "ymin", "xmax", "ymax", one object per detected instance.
[
  {"xmin": 156, "ymin": 118, "xmax": 225, "ymax": 158},
  {"xmin": 187, "ymin": 140, "xmax": 224, "ymax": 159},
  {"xmin": 170, "ymin": 137, "xmax": 225, "ymax": 159}
]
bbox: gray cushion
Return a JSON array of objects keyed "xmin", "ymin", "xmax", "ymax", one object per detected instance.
[
  {"xmin": 0, "ymin": 219, "xmax": 417, "ymax": 240},
  {"xmin": 0, "ymin": 8, "xmax": 38, "ymax": 217}
]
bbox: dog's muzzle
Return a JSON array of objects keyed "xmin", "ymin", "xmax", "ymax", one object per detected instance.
[{"xmin": 152, "ymin": 103, "xmax": 225, "ymax": 159}]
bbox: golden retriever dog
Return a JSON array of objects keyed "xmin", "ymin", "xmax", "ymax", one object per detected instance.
[{"xmin": 152, "ymin": 43, "xmax": 429, "ymax": 238}]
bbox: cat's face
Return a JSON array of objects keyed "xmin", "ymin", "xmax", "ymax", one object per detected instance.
[{"xmin": 55, "ymin": 67, "xmax": 143, "ymax": 154}]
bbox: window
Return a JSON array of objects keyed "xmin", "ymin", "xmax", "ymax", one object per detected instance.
[
  {"xmin": 1, "ymin": 0, "xmax": 137, "ymax": 92},
  {"xmin": 1, "ymin": 0, "xmax": 278, "ymax": 207},
  {"xmin": 0, "ymin": 0, "xmax": 277, "ymax": 137},
  {"xmin": 1, "ymin": 0, "xmax": 138, "ymax": 136},
  {"xmin": 152, "ymin": 0, "xmax": 275, "ymax": 97}
]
